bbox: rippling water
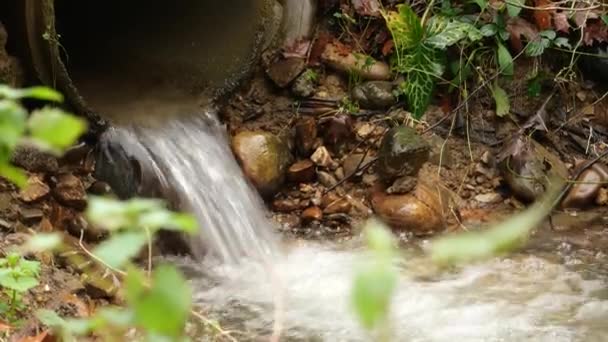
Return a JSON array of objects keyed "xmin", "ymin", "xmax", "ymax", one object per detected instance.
[{"xmin": 172, "ymin": 237, "xmax": 608, "ymax": 341}]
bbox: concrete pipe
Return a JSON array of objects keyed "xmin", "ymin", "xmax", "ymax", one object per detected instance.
[{"xmin": 22, "ymin": 0, "xmax": 283, "ymax": 127}]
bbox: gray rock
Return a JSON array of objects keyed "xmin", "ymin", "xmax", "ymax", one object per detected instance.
[
  {"xmin": 377, "ymin": 126, "xmax": 430, "ymax": 182},
  {"xmin": 351, "ymin": 81, "xmax": 397, "ymax": 109},
  {"xmin": 11, "ymin": 145, "xmax": 59, "ymax": 173},
  {"xmin": 292, "ymin": 71, "xmax": 316, "ymax": 97}
]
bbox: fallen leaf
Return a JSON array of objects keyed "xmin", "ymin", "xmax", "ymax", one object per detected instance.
[
  {"xmin": 381, "ymin": 39, "xmax": 394, "ymax": 56},
  {"xmin": 351, "ymin": 0, "xmax": 381, "ymax": 17},
  {"xmin": 574, "ymin": 2, "xmax": 599, "ymax": 28},
  {"xmin": 583, "ymin": 20, "xmax": 608, "ymax": 46},
  {"xmin": 506, "ymin": 17, "xmax": 539, "ymax": 51},
  {"xmin": 552, "ymin": 11, "xmax": 570, "ymax": 33},
  {"xmin": 533, "ymin": 0, "xmax": 553, "ymax": 30}
]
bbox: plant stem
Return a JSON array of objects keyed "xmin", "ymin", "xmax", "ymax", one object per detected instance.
[{"xmin": 421, "ymin": 0, "xmax": 437, "ymax": 26}]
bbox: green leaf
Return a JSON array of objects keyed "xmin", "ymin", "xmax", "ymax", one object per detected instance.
[
  {"xmin": 430, "ymin": 179, "xmax": 564, "ymax": 266},
  {"xmin": 352, "ymin": 220, "xmax": 397, "ymax": 330},
  {"xmin": 399, "ymin": 44, "xmax": 442, "ymax": 119},
  {"xmin": 553, "ymin": 37, "xmax": 572, "ymax": 49},
  {"xmin": 28, "ymin": 107, "xmax": 87, "ymax": 154},
  {"xmin": 527, "ymin": 78, "xmax": 542, "ymax": 97},
  {"xmin": 480, "ymin": 23, "xmax": 498, "ymax": 37},
  {"xmin": 21, "ymin": 233, "xmax": 62, "ymax": 253},
  {"xmin": 0, "ymin": 275, "xmax": 39, "ymax": 292},
  {"xmin": 383, "ymin": 4, "xmax": 423, "ymax": 52},
  {"xmin": 540, "ymin": 30, "xmax": 556, "ymax": 40},
  {"xmin": 426, "ymin": 17, "xmax": 481, "ymax": 49},
  {"xmin": 602, "ymin": 14, "xmax": 608, "ymax": 26},
  {"xmin": 0, "ymin": 86, "xmax": 63, "ymax": 102},
  {"xmin": 507, "ymin": 0, "xmax": 525, "ymax": 17},
  {"xmin": 525, "ymin": 38, "xmax": 550, "ymax": 57},
  {"xmin": 492, "ymin": 83, "xmax": 510, "ymax": 117},
  {"xmin": 132, "ymin": 265, "xmax": 192, "ymax": 337},
  {"xmin": 97, "ymin": 307, "xmax": 134, "ymax": 327},
  {"xmin": 37, "ymin": 309, "xmax": 66, "ymax": 327},
  {"xmin": 0, "ymin": 100, "xmax": 27, "ymax": 150},
  {"xmin": 92, "ymin": 232, "xmax": 148, "ymax": 269},
  {"xmin": 0, "ymin": 164, "xmax": 27, "ymax": 188},
  {"xmin": 496, "ymin": 41, "xmax": 514, "ymax": 76},
  {"xmin": 21, "ymin": 87, "xmax": 64, "ymax": 102}
]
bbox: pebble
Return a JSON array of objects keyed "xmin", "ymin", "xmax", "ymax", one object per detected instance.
[
  {"xmin": 287, "ymin": 160, "xmax": 316, "ymax": 183},
  {"xmin": 19, "ymin": 207, "xmax": 44, "ymax": 224},
  {"xmin": 295, "ymin": 117, "xmax": 318, "ymax": 157},
  {"xmin": 310, "ymin": 146, "xmax": 334, "ymax": 168},
  {"xmin": 596, "ymin": 188, "xmax": 608, "ymax": 206},
  {"xmin": 266, "ymin": 57, "xmax": 306, "ymax": 87},
  {"xmin": 320, "ymin": 114, "xmax": 352, "ymax": 151},
  {"xmin": 301, "ymin": 206, "xmax": 323, "ymax": 223},
  {"xmin": 343, "ymin": 153, "xmax": 374, "ymax": 178},
  {"xmin": 53, "ymin": 174, "xmax": 87, "ymax": 210},
  {"xmin": 324, "ymin": 198, "xmax": 352, "ymax": 214},
  {"xmin": 19, "ymin": 175, "xmax": 50, "ymax": 203},
  {"xmin": 351, "ymin": 81, "xmax": 397, "ymax": 109},
  {"xmin": 474, "ymin": 192, "xmax": 503, "ymax": 204},
  {"xmin": 11, "ymin": 145, "xmax": 59, "ymax": 173},
  {"xmin": 272, "ymin": 198, "xmax": 300, "ymax": 212},
  {"xmin": 317, "ymin": 171, "xmax": 338, "ymax": 187},
  {"xmin": 562, "ymin": 163, "xmax": 608, "ymax": 209},
  {"xmin": 377, "ymin": 126, "xmax": 430, "ymax": 181}
]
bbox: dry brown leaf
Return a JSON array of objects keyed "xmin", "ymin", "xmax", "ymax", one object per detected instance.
[
  {"xmin": 574, "ymin": 2, "xmax": 599, "ymax": 28},
  {"xmin": 552, "ymin": 11, "xmax": 571, "ymax": 33},
  {"xmin": 533, "ymin": 0, "xmax": 553, "ymax": 30},
  {"xmin": 507, "ymin": 17, "xmax": 539, "ymax": 51},
  {"xmin": 583, "ymin": 20, "xmax": 608, "ymax": 46},
  {"xmin": 351, "ymin": 0, "xmax": 381, "ymax": 17}
]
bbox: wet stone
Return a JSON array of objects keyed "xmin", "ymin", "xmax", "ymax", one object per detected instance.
[
  {"xmin": 387, "ymin": 176, "xmax": 417, "ymax": 194},
  {"xmin": 474, "ymin": 192, "xmax": 503, "ymax": 204},
  {"xmin": 266, "ymin": 57, "xmax": 306, "ymax": 87},
  {"xmin": 377, "ymin": 126, "xmax": 430, "ymax": 182},
  {"xmin": 287, "ymin": 160, "xmax": 316, "ymax": 183},
  {"xmin": 323, "ymin": 198, "xmax": 352, "ymax": 215},
  {"xmin": 351, "ymin": 81, "xmax": 397, "ymax": 109},
  {"xmin": 19, "ymin": 207, "xmax": 44, "ymax": 224},
  {"xmin": 295, "ymin": 117, "xmax": 318, "ymax": 157},
  {"xmin": 292, "ymin": 71, "xmax": 316, "ymax": 98},
  {"xmin": 343, "ymin": 153, "xmax": 375, "ymax": 178},
  {"xmin": 562, "ymin": 163, "xmax": 608, "ymax": 209},
  {"xmin": 272, "ymin": 198, "xmax": 300, "ymax": 212},
  {"xmin": 19, "ymin": 175, "xmax": 50, "ymax": 203},
  {"xmin": 232, "ymin": 130, "xmax": 293, "ymax": 197},
  {"xmin": 53, "ymin": 174, "xmax": 87, "ymax": 210},
  {"xmin": 317, "ymin": 171, "xmax": 338, "ymax": 188},
  {"xmin": 310, "ymin": 146, "xmax": 335, "ymax": 168},
  {"xmin": 302, "ymin": 206, "xmax": 323, "ymax": 223},
  {"xmin": 320, "ymin": 114, "xmax": 353, "ymax": 151}
]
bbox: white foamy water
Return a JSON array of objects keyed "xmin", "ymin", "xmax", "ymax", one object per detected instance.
[
  {"xmin": 102, "ymin": 112, "xmax": 279, "ymax": 263},
  {"xmin": 177, "ymin": 242, "xmax": 608, "ymax": 342}
]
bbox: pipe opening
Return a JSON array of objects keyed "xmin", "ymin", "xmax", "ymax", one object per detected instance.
[{"xmin": 53, "ymin": 0, "xmax": 268, "ymax": 124}]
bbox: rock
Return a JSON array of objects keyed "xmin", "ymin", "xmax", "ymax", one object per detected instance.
[
  {"xmin": 500, "ymin": 139, "xmax": 568, "ymax": 202},
  {"xmin": 352, "ymin": 0, "xmax": 381, "ymax": 16},
  {"xmin": 377, "ymin": 126, "xmax": 430, "ymax": 182},
  {"xmin": 310, "ymin": 146, "xmax": 335, "ymax": 168},
  {"xmin": 562, "ymin": 163, "xmax": 608, "ymax": 209},
  {"xmin": 88, "ymin": 181, "xmax": 112, "ymax": 195},
  {"xmin": 596, "ymin": 188, "xmax": 608, "ymax": 206},
  {"xmin": 480, "ymin": 150, "xmax": 494, "ymax": 166},
  {"xmin": 387, "ymin": 176, "xmax": 418, "ymax": 194},
  {"xmin": 319, "ymin": 114, "xmax": 353, "ymax": 151},
  {"xmin": 334, "ymin": 167, "xmax": 345, "ymax": 180},
  {"xmin": 323, "ymin": 198, "xmax": 352, "ymax": 214},
  {"xmin": 371, "ymin": 182, "xmax": 445, "ymax": 233},
  {"xmin": 351, "ymin": 81, "xmax": 397, "ymax": 109},
  {"xmin": 474, "ymin": 192, "xmax": 503, "ymax": 204},
  {"xmin": 343, "ymin": 153, "xmax": 375, "ymax": 178},
  {"xmin": 11, "ymin": 145, "xmax": 59, "ymax": 173},
  {"xmin": 287, "ymin": 160, "xmax": 316, "ymax": 183},
  {"xmin": 295, "ymin": 117, "xmax": 318, "ymax": 156},
  {"xmin": 321, "ymin": 42, "xmax": 390, "ymax": 80},
  {"xmin": 292, "ymin": 70, "xmax": 317, "ymax": 97},
  {"xmin": 232, "ymin": 130, "xmax": 293, "ymax": 197},
  {"xmin": 428, "ymin": 134, "xmax": 452, "ymax": 166},
  {"xmin": 272, "ymin": 198, "xmax": 300, "ymax": 212},
  {"xmin": 53, "ymin": 174, "xmax": 87, "ymax": 210},
  {"xmin": 302, "ymin": 206, "xmax": 323, "ymax": 223},
  {"xmin": 317, "ymin": 171, "xmax": 338, "ymax": 187},
  {"xmin": 19, "ymin": 175, "xmax": 50, "ymax": 203},
  {"xmin": 266, "ymin": 57, "xmax": 306, "ymax": 87},
  {"xmin": 19, "ymin": 207, "xmax": 44, "ymax": 224}
]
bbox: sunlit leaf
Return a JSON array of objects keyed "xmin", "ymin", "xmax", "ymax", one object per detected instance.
[
  {"xmin": 0, "ymin": 275, "xmax": 39, "ymax": 292},
  {"xmin": 37, "ymin": 309, "xmax": 66, "ymax": 327},
  {"xmin": 480, "ymin": 23, "xmax": 498, "ymax": 37},
  {"xmin": 430, "ymin": 179, "xmax": 564, "ymax": 266},
  {"xmin": 383, "ymin": 4, "xmax": 423, "ymax": 53},
  {"xmin": 497, "ymin": 41, "xmax": 514, "ymax": 76},
  {"xmin": 132, "ymin": 265, "xmax": 192, "ymax": 337},
  {"xmin": 92, "ymin": 232, "xmax": 148, "ymax": 269},
  {"xmin": 0, "ymin": 86, "xmax": 63, "ymax": 102},
  {"xmin": 352, "ymin": 220, "xmax": 397, "ymax": 330},
  {"xmin": 492, "ymin": 83, "xmax": 510, "ymax": 117},
  {"xmin": 0, "ymin": 100, "xmax": 27, "ymax": 149},
  {"xmin": 28, "ymin": 107, "xmax": 87, "ymax": 154},
  {"xmin": 0, "ymin": 164, "xmax": 27, "ymax": 188}
]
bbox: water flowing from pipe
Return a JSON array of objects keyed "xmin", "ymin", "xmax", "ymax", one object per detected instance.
[{"xmin": 101, "ymin": 111, "xmax": 280, "ymax": 263}]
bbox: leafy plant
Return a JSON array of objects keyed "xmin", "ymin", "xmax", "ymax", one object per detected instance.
[
  {"xmin": 0, "ymin": 85, "xmax": 87, "ymax": 186},
  {"xmin": 0, "ymin": 253, "xmax": 40, "ymax": 322},
  {"xmin": 383, "ymin": 4, "xmax": 481, "ymax": 118},
  {"xmin": 352, "ymin": 219, "xmax": 397, "ymax": 341}
]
